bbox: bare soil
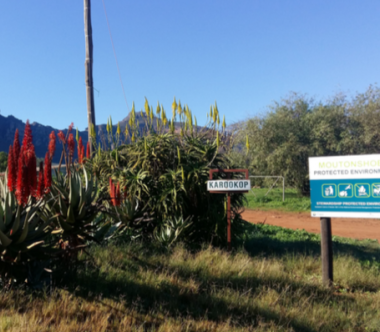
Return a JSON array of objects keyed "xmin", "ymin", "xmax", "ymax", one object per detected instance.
[{"xmin": 242, "ymin": 209, "xmax": 380, "ymax": 242}]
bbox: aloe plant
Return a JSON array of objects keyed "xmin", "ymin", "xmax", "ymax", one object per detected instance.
[
  {"xmin": 0, "ymin": 173, "xmax": 54, "ymax": 287},
  {"xmin": 153, "ymin": 216, "xmax": 192, "ymax": 247},
  {"xmin": 46, "ymin": 167, "xmax": 110, "ymax": 251}
]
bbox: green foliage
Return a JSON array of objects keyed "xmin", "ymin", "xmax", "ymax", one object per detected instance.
[
  {"xmin": 92, "ymin": 132, "xmax": 245, "ymax": 245},
  {"xmin": 234, "ymin": 86, "xmax": 380, "ymax": 195},
  {"xmin": 0, "ymin": 173, "xmax": 55, "ymax": 287},
  {"xmin": 153, "ymin": 215, "xmax": 192, "ymax": 247},
  {"xmin": 46, "ymin": 167, "xmax": 109, "ymax": 246},
  {"xmin": 245, "ymin": 188, "xmax": 311, "ymax": 212},
  {"xmin": 0, "ymin": 166, "xmax": 109, "ymax": 288},
  {"xmin": 86, "ymin": 99, "xmax": 246, "ymax": 246},
  {"xmin": 0, "ymin": 152, "xmax": 7, "ymax": 172}
]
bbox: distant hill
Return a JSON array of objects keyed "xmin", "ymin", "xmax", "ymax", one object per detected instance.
[
  {"xmin": 0, "ymin": 113, "xmax": 176, "ymax": 163},
  {"xmin": 0, "ymin": 112, "xmax": 215, "ymax": 163},
  {"xmin": 0, "ymin": 114, "xmax": 92, "ymax": 163}
]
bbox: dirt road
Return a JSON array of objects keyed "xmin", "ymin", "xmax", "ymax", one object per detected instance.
[{"xmin": 242, "ymin": 209, "xmax": 380, "ymax": 242}]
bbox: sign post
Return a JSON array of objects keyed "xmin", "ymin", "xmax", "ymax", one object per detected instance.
[
  {"xmin": 208, "ymin": 169, "xmax": 250, "ymax": 251},
  {"xmin": 309, "ymin": 154, "xmax": 380, "ymax": 285}
]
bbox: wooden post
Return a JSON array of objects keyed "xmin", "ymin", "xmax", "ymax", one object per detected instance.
[
  {"xmin": 227, "ymin": 193, "xmax": 231, "ymax": 251},
  {"xmin": 84, "ymin": 0, "xmax": 96, "ymax": 155},
  {"xmin": 320, "ymin": 217, "xmax": 333, "ymax": 286}
]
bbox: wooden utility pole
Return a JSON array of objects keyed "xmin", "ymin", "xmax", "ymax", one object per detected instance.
[{"xmin": 84, "ymin": 0, "xmax": 96, "ymax": 154}]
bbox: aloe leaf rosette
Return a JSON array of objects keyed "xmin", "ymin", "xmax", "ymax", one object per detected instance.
[
  {"xmin": 0, "ymin": 174, "xmax": 53, "ymax": 285},
  {"xmin": 46, "ymin": 167, "xmax": 109, "ymax": 246}
]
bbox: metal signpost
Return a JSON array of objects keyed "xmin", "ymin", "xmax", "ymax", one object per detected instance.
[
  {"xmin": 208, "ymin": 169, "xmax": 250, "ymax": 251},
  {"xmin": 309, "ymin": 154, "xmax": 380, "ymax": 285}
]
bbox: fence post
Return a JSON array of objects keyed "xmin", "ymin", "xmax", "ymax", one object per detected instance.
[{"xmin": 320, "ymin": 217, "xmax": 333, "ymax": 286}]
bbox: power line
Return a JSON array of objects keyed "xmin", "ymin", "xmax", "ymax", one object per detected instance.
[{"xmin": 101, "ymin": 0, "xmax": 130, "ymax": 112}]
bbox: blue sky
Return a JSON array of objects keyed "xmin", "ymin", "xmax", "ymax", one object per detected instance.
[{"xmin": 0, "ymin": 0, "xmax": 379, "ymax": 130}]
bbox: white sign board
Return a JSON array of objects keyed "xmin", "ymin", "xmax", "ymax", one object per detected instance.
[
  {"xmin": 309, "ymin": 154, "xmax": 380, "ymax": 218},
  {"xmin": 207, "ymin": 180, "xmax": 251, "ymax": 192}
]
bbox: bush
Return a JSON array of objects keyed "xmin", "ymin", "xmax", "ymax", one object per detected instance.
[{"xmin": 86, "ymin": 100, "xmax": 247, "ymax": 246}]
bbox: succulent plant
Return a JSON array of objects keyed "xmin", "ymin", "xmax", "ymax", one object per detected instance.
[
  {"xmin": 153, "ymin": 215, "xmax": 192, "ymax": 247},
  {"xmin": 0, "ymin": 173, "xmax": 54, "ymax": 287},
  {"xmin": 46, "ymin": 167, "xmax": 110, "ymax": 249}
]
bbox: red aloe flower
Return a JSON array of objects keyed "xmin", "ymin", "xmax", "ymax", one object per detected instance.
[
  {"xmin": 13, "ymin": 129, "xmax": 20, "ymax": 174},
  {"xmin": 48, "ymin": 131, "xmax": 56, "ymax": 159},
  {"xmin": 77, "ymin": 137, "xmax": 84, "ymax": 164},
  {"xmin": 86, "ymin": 142, "xmax": 90, "ymax": 159},
  {"xmin": 7, "ymin": 145, "xmax": 16, "ymax": 192},
  {"xmin": 36, "ymin": 161, "xmax": 45, "ymax": 199},
  {"xmin": 16, "ymin": 149, "xmax": 28, "ymax": 206},
  {"xmin": 57, "ymin": 131, "xmax": 66, "ymax": 144},
  {"xmin": 116, "ymin": 182, "xmax": 121, "ymax": 206},
  {"xmin": 22, "ymin": 120, "xmax": 33, "ymax": 156},
  {"xmin": 68, "ymin": 122, "xmax": 74, "ymax": 133},
  {"xmin": 109, "ymin": 178, "xmax": 117, "ymax": 206},
  {"xmin": 44, "ymin": 152, "xmax": 52, "ymax": 193},
  {"xmin": 67, "ymin": 133, "xmax": 75, "ymax": 158},
  {"xmin": 27, "ymin": 145, "xmax": 37, "ymax": 198}
]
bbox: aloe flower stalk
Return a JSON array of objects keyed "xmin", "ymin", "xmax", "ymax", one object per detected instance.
[
  {"xmin": 57, "ymin": 131, "xmax": 66, "ymax": 144},
  {"xmin": 16, "ymin": 149, "xmax": 28, "ymax": 206},
  {"xmin": 44, "ymin": 152, "xmax": 52, "ymax": 193},
  {"xmin": 36, "ymin": 161, "xmax": 45, "ymax": 199},
  {"xmin": 7, "ymin": 145, "xmax": 16, "ymax": 192},
  {"xmin": 22, "ymin": 120, "xmax": 33, "ymax": 156},
  {"xmin": 67, "ymin": 133, "xmax": 75, "ymax": 158},
  {"xmin": 28, "ymin": 145, "xmax": 37, "ymax": 197},
  {"xmin": 77, "ymin": 137, "xmax": 84, "ymax": 164},
  {"xmin": 13, "ymin": 129, "xmax": 20, "ymax": 174},
  {"xmin": 48, "ymin": 131, "xmax": 56, "ymax": 159}
]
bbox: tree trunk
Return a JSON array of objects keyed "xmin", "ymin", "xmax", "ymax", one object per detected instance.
[{"xmin": 84, "ymin": 0, "xmax": 96, "ymax": 155}]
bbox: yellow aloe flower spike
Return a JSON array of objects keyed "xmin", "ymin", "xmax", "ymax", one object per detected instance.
[
  {"xmin": 172, "ymin": 97, "xmax": 177, "ymax": 113},
  {"xmin": 210, "ymin": 105, "xmax": 213, "ymax": 119},
  {"xmin": 91, "ymin": 123, "xmax": 96, "ymax": 140},
  {"xmin": 110, "ymin": 116, "xmax": 113, "ymax": 129},
  {"xmin": 216, "ymin": 131, "xmax": 220, "ymax": 148},
  {"xmin": 144, "ymin": 97, "xmax": 150, "ymax": 117},
  {"xmin": 217, "ymin": 114, "xmax": 220, "ymax": 126},
  {"xmin": 117, "ymin": 122, "xmax": 121, "ymax": 135},
  {"xmin": 177, "ymin": 100, "xmax": 182, "ymax": 116},
  {"xmin": 106, "ymin": 119, "xmax": 110, "ymax": 134},
  {"xmin": 222, "ymin": 115, "xmax": 226, "ymax": 130},
  {"xmin": 124, "ymin": 124, "xmax": 129, "ymax": 137},
  {"xmin": 131, "ymin": 102, "xmax": 135, "ymax": 117},
  {"xmin": 132, "ymin": 132, "xmax": 135, "ymax": 143},
  {"xmin": 76, "ymin": 127, "xmax": 79, "ymax": 142},
  {"xmin": 156, "ymin": 102, "xmax": 161, "ymax": 115},
  {"xmin": 98, "ymin": 144, "xmax": 101, "ymax": 157}
]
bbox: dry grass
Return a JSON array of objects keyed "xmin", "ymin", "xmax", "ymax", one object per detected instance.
[{"xmin": 1, "ymin": 238, "xmax": 380, "ymax": 332}]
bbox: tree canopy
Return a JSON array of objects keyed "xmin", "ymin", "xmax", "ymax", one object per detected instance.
[{"xmin": 235, "ymin": 86, "xmax": 380, "ymax": 195}]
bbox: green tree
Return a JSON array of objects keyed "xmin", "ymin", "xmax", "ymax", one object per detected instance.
[{"xmin": 234, "ymin": 86, "xmax": 380, "ymax": 196}]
